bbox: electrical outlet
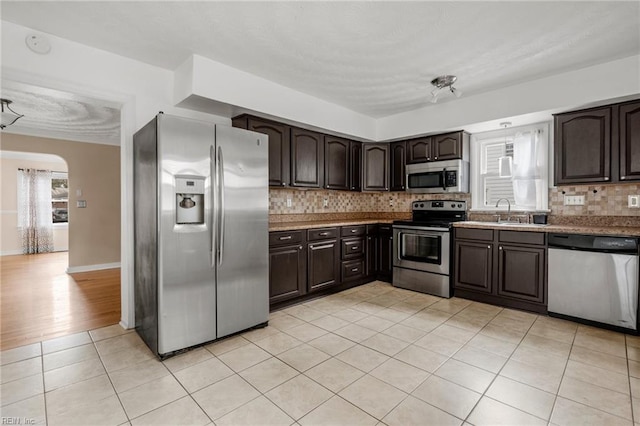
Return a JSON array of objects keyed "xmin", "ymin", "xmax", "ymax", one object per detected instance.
[
  {"xmin": 629, "ymin": 195, "xmax": 640, "ymax": 208},
  {"xmin": 323, "ymin": 198, "xmax": 329, "ymax": 207},
  {"xmin": 286, "ymin": 197, "xmax": 292, "ymax": 208},
  {"xmin": 563, "ymin": 195, "xmax": 585, "ymax": 206}
]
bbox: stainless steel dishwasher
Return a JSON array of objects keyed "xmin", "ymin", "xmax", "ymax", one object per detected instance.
[{"xmin": 548, "ymin": 233, "xmax": 639, "ymax": 331}]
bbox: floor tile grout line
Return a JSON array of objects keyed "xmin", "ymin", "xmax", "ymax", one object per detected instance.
[{"xmin": 91, "ymin": 337, "xmax": 132, "ymax": 425}]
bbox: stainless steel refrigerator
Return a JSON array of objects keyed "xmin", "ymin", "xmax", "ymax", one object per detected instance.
[{"xmin": 133, "ymin": 113, "xmax": 269, "ymax": 358}]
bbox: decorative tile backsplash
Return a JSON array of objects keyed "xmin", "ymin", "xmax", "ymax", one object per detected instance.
[
  {"xmin": 551, "ymin": 183, "xmax": 640, "ymax": 216},
  {"xmin": 270, "ymin": 183, "xmax": 640, "ymax": 218},
  {"xmin": 269, "ymin": 189, "xmax": 470, "ymax": 214}
]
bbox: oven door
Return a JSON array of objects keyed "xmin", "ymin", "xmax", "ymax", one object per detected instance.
[{"xmin": 392, "ymin": 225, "xmax": 450, "ymax": 275}]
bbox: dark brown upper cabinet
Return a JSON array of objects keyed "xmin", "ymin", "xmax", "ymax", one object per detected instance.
[
  {"xmin": 233, "ymin": 115, "xmax": 291, "ymax": 187},
  {"xmin": 406, "ymin": 131, "xmax": 468, "ymax": 164},
  {"xmin": 554, "ymin": 107, "xmax": 611, "ymax": 184},
  {"xmin": 432, "ymin": 132, "xmax": 463, "ymax": 161},
  {"xmin": 362, "ymin": 143, "xmax": 389, "ymax": 191},
  {"xmin": 406, "ymin": 137, "xmax": 432, "ymax": 164},
  {"xmin": 324, "ymin": 136, "xmax": 350, "ymax": 190},
  {"xmin": 390, "ymin": 141, "xmax": 407, "ymax": 191},
  {"xmin": 619, "ymin": 100, "xmax": 640, "ymax": 182},
  {"xmin": 291, "ymin": 127, "xmax": 324, "ymax": 188},
  {"xmin": 350, "ymin": 141, "xmax": 362, "ymax": 191}
]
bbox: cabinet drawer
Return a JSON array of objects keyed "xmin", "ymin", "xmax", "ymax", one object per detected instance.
[
  {"xmin": 269, "ymin": 231, "xmax": 303, "ymax": 247},
  {"xmin": 455, "ymin": 228, "xmax": 494, "ymax": 242},
  {"xmin": 341, "ymin": 225, "xmax": 366, "ymax": 237},
  {"xmin": 308, "ymin": 227, "xmax": 339, "ymax": 241},
  {"xmin": 342, "ymin": 259, "xmax": 365, "ymax": 281},
  {"xmin": 342, "ymin": 237, "xmax": 365, "ymax": 260},
  {"xmin": 498, "ymin": 230, "xmax": 545, "ymax": 246},
  {"xmin": 378, "ymin": 224, "xmax": 392, "ymax": 234}
]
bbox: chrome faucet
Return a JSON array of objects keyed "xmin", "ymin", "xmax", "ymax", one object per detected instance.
[{"xmin": 495, "ymin": 198, "xmax": 511, "ymax": 222}]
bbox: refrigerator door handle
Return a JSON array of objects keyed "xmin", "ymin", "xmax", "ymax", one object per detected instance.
[
  {"xmin": 210, "ymin": 144, "xmax": 217, "ymax": 268},
  {"xmin": 217, "ymin": 145, "xmax": 225, "ymax": 266}
]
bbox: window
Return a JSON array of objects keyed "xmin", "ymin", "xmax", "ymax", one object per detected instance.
[
  {"xmin": 471, "ymin": 123, "xmax": 550, "ymax": 211},
  {"xmin": 51, "ymin": 172, "xmax": 68, "ymax": 223}
]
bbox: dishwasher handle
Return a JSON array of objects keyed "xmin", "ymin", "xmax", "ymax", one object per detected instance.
[{"xmin": 548, "ymin": 233, "xmax": 639, "ymax": 255}]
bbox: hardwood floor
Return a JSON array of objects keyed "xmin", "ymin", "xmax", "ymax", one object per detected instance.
[{"xmin": 0, "ymin": 252, "xmax": 121, "ymax": 350}]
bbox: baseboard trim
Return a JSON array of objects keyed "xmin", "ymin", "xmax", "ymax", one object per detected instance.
[
  {"xmin": 0, "ymin": 250, "xmax": 23, "ymax": 256},
  {"xmin": 66, "ymin": 262, "xmax": 121, "ymax": 273}
]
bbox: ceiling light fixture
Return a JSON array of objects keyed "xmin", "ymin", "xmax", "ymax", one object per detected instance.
[
  {"xmin": 498, "ymin": 121, "xmax": 513, "ymax": 178},
  {"xmin": 430, "ymin": 75, "xmax": 462, "ymax": 103},
  {"xmin": 0, "ymin": 99, "xmax": 24, "ymax": 130}
]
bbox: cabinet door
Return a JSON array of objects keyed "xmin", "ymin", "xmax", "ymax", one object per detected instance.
[
  {"xmin": 406, "ymin": 137, "xmax": 432, "ymax": 164},
  {"xmin": 555, "ymin": 108, "xmax": 611, "ymax": 184},
  {"xmin": 454, "ymin": 241, "xmax": 493, "ymax": 293},
  {"xmin": 362, "ymin": 143, "xmax": 389, "ymax": 191},
  {"xmin": 247, "ymin": 117, "xmax": 291, "ymax": 187},
  {"xmin": 291, "ymin": 127, "xmax": 324, "ymax": 188},
  {"xmin": 308, "ymin": 240, "xmax": 339, "ymax": 292},
  {"xmin": 619, "ymin": 101, "xmax": 640, "ymax": 182},
  {"xmin": 269, "ymin": 244, "xmax": 306, "ymax": 304},
  {"xmin": 390, "ymin": 141, "xmax": 407, "ymax": 191},
  {"xmin": 377, "ymin": 229, "xmax": 393, "ymax": 282},
  {"xmin": 496, "ymin": 245, "xmax": 545, "ymax": 303},
  {"xmin": 324, "ymin": 136, "xmax": 350, "ymax": 190},
  {"xmin": 432, "ymin": 132, "xmax": 462, "ymax": 161},
  {"xmin": 366, "ymin": 233, "xmax": 378, "ymax": 278},
  {"xmin": 350, "ymin": 141, "xmax": 362, "ymax": 191}
]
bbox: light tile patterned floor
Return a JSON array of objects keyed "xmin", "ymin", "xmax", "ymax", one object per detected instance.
[{"xmin": 2, "ymin": 281, "xmax": 640, "ymax": 425}]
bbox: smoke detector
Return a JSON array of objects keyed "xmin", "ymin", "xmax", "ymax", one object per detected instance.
[{"xmin": 26, "ymin": 34, "xmax": 51, "ymax": 54}]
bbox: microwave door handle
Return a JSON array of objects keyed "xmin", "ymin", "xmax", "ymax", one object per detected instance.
[{"xmin": 441, "ymin": 169, "xmax": 447, "ymax": 191}]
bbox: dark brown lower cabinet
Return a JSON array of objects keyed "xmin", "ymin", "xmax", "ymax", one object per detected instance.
[
  {"xmin": 377, "ymin": 225, "xmax": 393, "ymax": 282},
  {"xmin": 454, "ymin": 228, "xmax": 547, "ymax": 313},
  {"xmin": 308, "ymin": 239, "xmax": 339, "ymax": 292},
  {"xmin": 454, "ymin": 241, "xmax": 493, "ymax": 293},
  {"xmin": 269, "ymin": 230, "xmax": 306, "ymax": 304},
  {"xmin": 496, "ymin": 244, "xmax": 545, "ymax": 303}
]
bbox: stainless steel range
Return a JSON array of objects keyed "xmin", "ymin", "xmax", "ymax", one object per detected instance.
[{"xmin": 392, "ymin": 200, "xmax": 467, "ymax": 298}]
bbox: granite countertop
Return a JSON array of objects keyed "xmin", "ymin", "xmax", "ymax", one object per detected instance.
[
  {"xmin": 455, "ymin": 221, "xmax": 640, "ymax": 237},
  {"xmin": 269, "ymin": 219, "xmax": 394, "ymax": 232}
]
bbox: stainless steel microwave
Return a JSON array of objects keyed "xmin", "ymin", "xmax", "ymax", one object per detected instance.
[{"xmin": 406, "ymin": 159, "xmax": 469, "ymax": 193}]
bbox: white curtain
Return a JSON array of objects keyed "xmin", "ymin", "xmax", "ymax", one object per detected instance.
[
  {"xmin": 512, "ymin": 131, "xmax": 545, "ymax": 209},
  {"xmin": 17, "ymin": 169, "xmax": 54, "ymax": 254}
]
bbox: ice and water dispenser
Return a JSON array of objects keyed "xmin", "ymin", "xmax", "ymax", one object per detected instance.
[{"xmin": 175, "ymin": 176, "xmax": 205, "ymax": 224}]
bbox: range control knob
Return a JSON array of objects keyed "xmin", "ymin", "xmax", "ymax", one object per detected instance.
[
  {"xmin": 457, "ymin": 203, "xmax": 462, "ymax": 208},
  {"xmin": 451, "ymin": 203, "xmax": 456, "ymax": 208},
  {"xmin": 419, "ymin": 203, "xmax": 424, "ymax": 208}
]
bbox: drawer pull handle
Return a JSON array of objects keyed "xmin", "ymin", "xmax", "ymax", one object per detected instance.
[
  {"xmin": 319, "ymin": 232, "xmax": 329, "ymax": 236},
  {"xmin": 279, "ymin": 236, "xmax": 292, "ymax": 240},
  {"xmin": 351, "ymin": 229, "xmax": 357, "ymax": 233},
  {"xmin": 351, "ymin": 268, "xmax": 359, "ymax": 272},
  {"xmin": 351, "ymin": 246, "xmax": 359, "ymax": 250}
]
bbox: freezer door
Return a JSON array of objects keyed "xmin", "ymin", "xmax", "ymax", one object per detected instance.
[
  {"xmin": 215, "ymin": 125, "xmax": 269, "ymax": 338},
  {"xmin": 157, "ymin": 115, "xmax": 217, "ymax": 355}
]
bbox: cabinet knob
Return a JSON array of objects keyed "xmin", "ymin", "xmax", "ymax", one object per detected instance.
[
  {"xmin": 621, "ymin": 176, "xmax": 626, "ymax": 180},
  {"xmin": 604, "ymin": 177, "xmax": 609, "ymax": 181},
  {"xmin": 487, "ymin": 245, "xmax": 491, "ymax": 249},
  {"xmin": 427, "ymin": 157, "xmax": 431, "ymax": 160},
  {"xmin": 499, "ymin": 246, "xmax": 503, "ymax": 250},
  {"xmin": 282, "ymin": 182, "xmax": 286, "ymax": 186},
  {"xmin": 351, "ymin": 186, "xmax": 355, "ymax": 189},
  {"xmin": 299, "ymin": 246, "xmax": 303, "ymax": 250},
  {"xmin": 309, "ymin": 245, "xmax": 314, "ymax": 249},
  {"xmin": 434, "ymin": 156, "xmax": 438, "ymax": 160},
  {"xmin": 368, "ymin": 237, "xmax": 372, "ymax": 240}
]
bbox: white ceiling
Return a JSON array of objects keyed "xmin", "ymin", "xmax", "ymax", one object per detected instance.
[
  {"xmin": 1, "ymin": 82, "xmax": 121, "ymax": 145},
  {"xmin": 1, "ymin": 1, "xmax": 639, "ymax": 123}
]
